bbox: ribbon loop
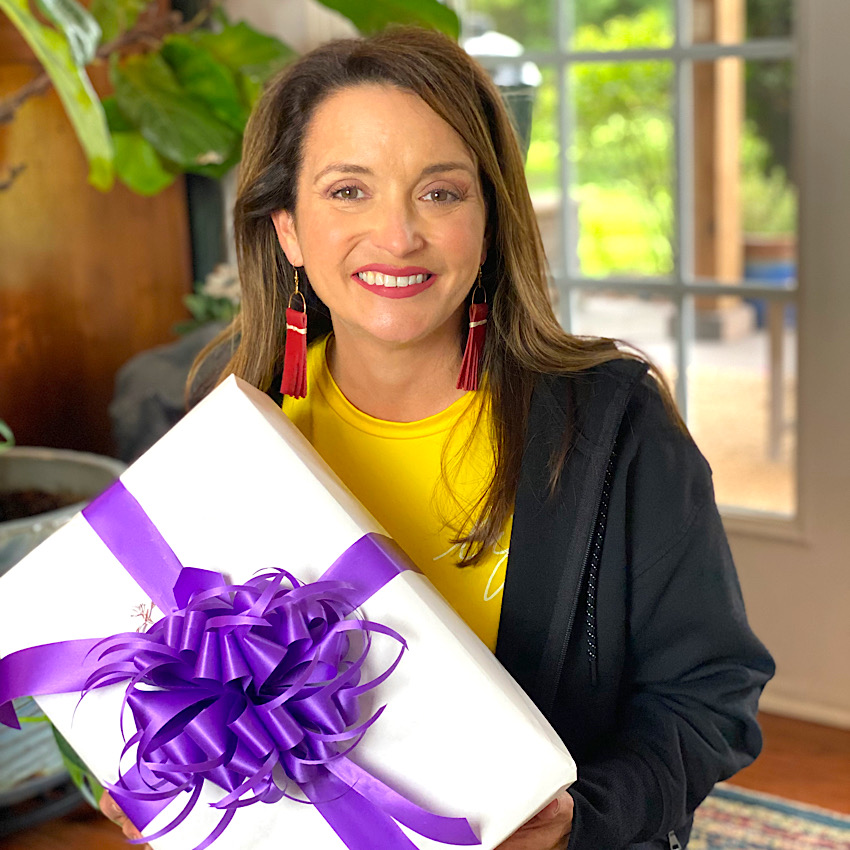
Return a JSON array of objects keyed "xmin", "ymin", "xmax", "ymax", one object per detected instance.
[{"xmin": 0, "ymin": 481, "xmax": 480, "ymax": 850}]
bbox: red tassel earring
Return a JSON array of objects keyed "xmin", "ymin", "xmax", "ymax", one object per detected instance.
[
  {"xmin": 280, "ymin": 268, "xmax": 308, "ymax": 399},
  {"xmin": 456, "ymin": 269, "xmax": 488, "ymax": 392}
]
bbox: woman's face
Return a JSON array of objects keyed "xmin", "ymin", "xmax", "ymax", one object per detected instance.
[{"xmin": 272, "ymin": 84, "xmax": 487, "ymax": 353}]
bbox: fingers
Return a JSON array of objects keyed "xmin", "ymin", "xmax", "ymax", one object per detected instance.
[
  {"xmin": 100, "ymin": 791, "xmax": 148, "ymax": 845},
  {"xmin": 495, "ymin": 791, "xmax": 574, "ymax": 849},
  {"xmin": 524, "ymin": 790, "xmax": 572, "ymax": 826}
]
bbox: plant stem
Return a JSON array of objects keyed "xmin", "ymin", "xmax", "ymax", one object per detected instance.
[{"xmin": 0, "ymin": 4, "xmax": 211, "ymax": 126}]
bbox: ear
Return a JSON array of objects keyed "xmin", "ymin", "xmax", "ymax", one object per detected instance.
[{"xmin": 271, "ymin": 210, "xmax": 304, "ymax": 268}]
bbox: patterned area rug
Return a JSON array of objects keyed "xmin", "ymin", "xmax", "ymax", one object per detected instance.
[{"xmin": 691, "ymin": 784, "xmax": 850, "ymax": 849}]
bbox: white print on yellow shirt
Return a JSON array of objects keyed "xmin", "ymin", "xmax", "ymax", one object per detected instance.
[{"xmin": 432, "ymin": 521, "xmax": 512, "ymax": 603}]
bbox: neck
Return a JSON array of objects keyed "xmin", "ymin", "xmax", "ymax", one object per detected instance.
[{"xmin": 327, "ymin": 329, "xmax": 467, "ymax": 422}]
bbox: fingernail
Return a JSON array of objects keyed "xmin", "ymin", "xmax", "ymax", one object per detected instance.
[{"xmin": 103, "ymin": 797, "xmax": 121, "ymax": 819}]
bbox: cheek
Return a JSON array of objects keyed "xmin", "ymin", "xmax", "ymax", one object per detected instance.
[
  {"xmin": 443, "ymin": 230, "xmax": 486, "ymax": 271},
  {"xmin": 300, "ymin": 215, "xmax": 359, "ymax": 267}
]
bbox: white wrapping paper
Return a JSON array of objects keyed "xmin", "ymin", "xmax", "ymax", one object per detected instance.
[{"xmin": 0, "ymin": 376, "xmax": 576, "ymax": 849}]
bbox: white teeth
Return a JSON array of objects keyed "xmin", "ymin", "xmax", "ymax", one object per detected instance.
[{"xmin": 357, "ymin": 272, "xmax": 429, "ymax": 287}]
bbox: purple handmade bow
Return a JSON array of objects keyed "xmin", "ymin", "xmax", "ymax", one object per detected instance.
[{"xmin": 0, "ymin": 481, "xmax": 480, "ymax": 850}]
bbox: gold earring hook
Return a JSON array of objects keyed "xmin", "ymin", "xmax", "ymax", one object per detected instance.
[
  {"xmin": 288, "ymin": 267, "xmax": 306, "ymax": 312},
  {"xmin": 472, "ymin": 266, "xmax": 486, "ymax": 304}
]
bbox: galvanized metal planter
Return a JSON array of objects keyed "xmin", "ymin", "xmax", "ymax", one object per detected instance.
[{"xmin": 0, "ymin": 447, "xmax": 124, "ymax": 832}]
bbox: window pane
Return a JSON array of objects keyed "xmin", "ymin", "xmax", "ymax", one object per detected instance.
[
  {"xmin": 569, "ymin": 291, "xmax": 676, "ymax": 385},
  {"xmin": 461, "ymin": 0, "xmax": 557, "ymax": 51},
  {"xmin": 569, "ymin": 60, "xmax": 675, "ymax": 278},
  {"xmin": 570, "ymin": 1, "xmax": 674, "ymax": 50},
  {"xmin": 524, "ymin": 66, "xmax": 565, "ymax": 275},
  {"xmin": 691, "ymin": 58, "xmax": 796, "ymax": 297},
  {"xmin": 688, "ymin": 296, "xmax": 797, "ymax": 515},
  {"xmin": 746, "ymin": 0, "xmax": 793, "ymax": 40}
]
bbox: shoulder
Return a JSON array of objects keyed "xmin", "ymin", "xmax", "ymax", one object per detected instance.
[
  {"xmin": 532, "ymin": 357, "xmax": 652, "ymax": 454},
  {"xmin": 614, "ymin": 372, "xmax": 718, "ymax": 574},
  {"xmin": 537, "ymin": 358, "xmax": 702, "ymax": 469},
  {"xmin": 535, "ymin": 360, "xmax": 717, "ymax": 568}
]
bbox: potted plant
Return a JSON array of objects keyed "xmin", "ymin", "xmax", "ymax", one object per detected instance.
[
  {"xmin": 0, "ymin": 0, "xmax": 460, "ymax": 195},
  {"xmin": 0, "ymin": 420, "xmax": 123, "ymax": 834}
]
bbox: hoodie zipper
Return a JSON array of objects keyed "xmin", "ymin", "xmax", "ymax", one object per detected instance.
[
  {"xmin": 667, "ymin": 830, "xmax": 682, "ymax": 850},
  {"xmin": 549, "ymin": 448, "xmax": 616, "ymax": 702},
  {"xmin": 584, "ymin": 454, "xmax": 614, "ymax": 686}
]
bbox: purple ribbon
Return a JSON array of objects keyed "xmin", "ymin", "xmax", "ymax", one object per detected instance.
[{"xmin": 0, "ymin": 481, "xmax": 480, "ymax": 850}]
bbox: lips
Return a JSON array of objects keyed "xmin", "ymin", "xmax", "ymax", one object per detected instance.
[{"xmin": 352, "ymin": 265, "xmax": 437, "ymax": 299}]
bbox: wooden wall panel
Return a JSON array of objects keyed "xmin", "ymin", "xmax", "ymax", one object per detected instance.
[{"xmin": 0, "ymin": 25, "xmax": 193, "ymax": 456}]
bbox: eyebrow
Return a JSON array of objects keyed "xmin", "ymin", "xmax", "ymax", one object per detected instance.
[{"xmin": 312, "ymin": 161, "xmax": 475, "ymax": 184}]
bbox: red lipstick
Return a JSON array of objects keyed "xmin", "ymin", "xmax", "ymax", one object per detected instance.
[
  {"xmin": 352, "ymin": 265, "xmax": 437, "ymax": 299},
  {"xmin": 354, "ymin": 264, "xmax": 433, "ymax": 275}
]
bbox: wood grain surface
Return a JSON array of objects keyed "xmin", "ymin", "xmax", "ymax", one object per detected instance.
[{"xmin": 0, "ymin": 29, "xmax": 193, "ymax": 456}]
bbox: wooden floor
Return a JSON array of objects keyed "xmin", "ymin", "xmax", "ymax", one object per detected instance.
[{"xmin": 1, "ymin": 713, "xmax": 848, "ymax": 849}]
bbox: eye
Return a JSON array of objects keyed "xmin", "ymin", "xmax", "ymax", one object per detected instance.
[
  {"xmin": 330, "ymin": 185, "xmax": 365, "ymax": 201},
  {"xmin": 422, "ymin": 188, "xmax": 461, "ymax": 204}
]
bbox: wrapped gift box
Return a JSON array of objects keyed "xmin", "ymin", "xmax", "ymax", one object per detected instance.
[{"xmin": 0, "ymin": 376, "xmax": 576, "ymax": 850}]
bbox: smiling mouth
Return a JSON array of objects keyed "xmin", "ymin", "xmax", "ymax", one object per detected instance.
[{"xmin": 356, "ymin": 271, "xmax": 433, "ymax": 288}]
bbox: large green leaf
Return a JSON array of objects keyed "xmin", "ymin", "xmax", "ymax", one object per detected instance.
[
  {"xmin": 113, "ymin": 129, "xmax": 176, "ymax": 195},
  {"xmin": 90, "ymin": 0, "xmax": 147, "ymax": 43},
  {"xmin": 315, "ymin": 0, "xmax": 459, "ymax": 38},
  {"xmin": 0, "ymin": 420, "xmax": 14, "ymax": 451},
  {"xmin": 51, "ymin": 723, "xmax": 103, "ymax": 809},
  {"xmin": 0, "ymin": 0, "xmax": 113, "ymax": 189},
  {"xmin": 111, "ymin": 52, "xmax": 239, "ymax": 175},
  {"xmin": 102, "ymin": 95, "xmax": 175, "ymax": 194},
  {"xmin": 101, "ymin": 93, "xmax": 132, "ymax": 131},
  {"xmin": 160, "ymin": 34, "xmax": 248, "ymax": 132},
  {"xmin": 192, "ymin": 21, "xmax": 294, "ymax": 106},
  {"xmin": 35, "ymin": 0, "xmax": 101, "ymax": 66}
]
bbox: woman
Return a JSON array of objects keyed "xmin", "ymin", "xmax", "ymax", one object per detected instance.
[{"xmin": 103, "ymin": 26, "xmax": 774, "ymax": 850}]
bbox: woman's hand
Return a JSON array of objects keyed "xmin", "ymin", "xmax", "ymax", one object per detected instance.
[
  {"xmin": 99, "ymin": 790, "xmax": 151, "ymax": 848},
  {"xmin": 97, "ymin": 788, "xmax": 573, "ymax": 850},
  {"xmin": 495, "ymin": 790, "xmax": 574, "ymax": 850}
]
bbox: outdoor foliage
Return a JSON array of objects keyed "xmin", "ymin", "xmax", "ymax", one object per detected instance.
[
  {"xmin": 509, "ymin": 0, "xmax": 794, "ymax": 275},
  {"xmin": 0, "ymin": 0, "xmax": 459, "ymax": 193},
  {"xmin": 746, "ymin": 0, "xmax": 793, "ymax": 176}
]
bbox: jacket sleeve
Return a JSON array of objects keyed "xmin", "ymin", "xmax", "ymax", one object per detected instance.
[{"xmin": 566, "ymin": 382, "xmax": 775, "ymax": 849}]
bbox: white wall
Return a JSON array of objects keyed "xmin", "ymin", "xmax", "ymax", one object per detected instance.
[
  {"xmin": 223, "ymin": 0, "xmax": 356, "ymax": 52},
  {"xmin": 728, "ymin": 0, "xmax": 850, "ymax": 728}
]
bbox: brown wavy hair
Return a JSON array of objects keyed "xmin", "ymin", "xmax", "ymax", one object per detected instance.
[{"xmin": 189, "ymin": 26, "xmax": 678, "ymax": 565}]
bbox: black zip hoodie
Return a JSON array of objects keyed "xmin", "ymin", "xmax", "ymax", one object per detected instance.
[{"xmin": 496, "ymin": 360, "xmax": 775, "ymax": 849}]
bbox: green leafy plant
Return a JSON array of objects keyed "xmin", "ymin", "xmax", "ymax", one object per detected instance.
[
  {"xmin": 176, "ymin": 262, "xmax": 241, "ymax": 334},
  {"xmin": 0, "ymin": 0, "xmax": 459, "ymax": 194},
  {"xmin": 741, "ymin": 120, "xmax": 796, "ymax": 235},
  {"xmin": 570, "ymin": 7, "xmax": 675, "ymax": 275},
  {"xmin": 0, "ymin": 420, "xmax": 14, "ymax": 452},
  {"xmin": 52, "ymin": 722, "xmax": 104, "ymax": 807}
]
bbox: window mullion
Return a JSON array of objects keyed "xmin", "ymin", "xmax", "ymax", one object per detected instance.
[
  {"xmin": 670, "ymin": 0, "xmax": 692, "ymax": 417},
  {"xmin": 555, "ymin": 0, "xmax": 573, "ymax": 331}
]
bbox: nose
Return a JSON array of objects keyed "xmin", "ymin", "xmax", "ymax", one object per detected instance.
[{"xmin": 369, "ymin": 196, "xmax": 425, "ymax": 257}]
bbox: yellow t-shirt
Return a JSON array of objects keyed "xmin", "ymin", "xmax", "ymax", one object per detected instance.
[{"xmin": 281, "ymin": 336, "xmax": 511, "ymax": 652}]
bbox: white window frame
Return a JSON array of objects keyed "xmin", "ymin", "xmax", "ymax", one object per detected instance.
[{"xmin": 462, "ymin": 0, "xmax": 798, "ymax": 529}]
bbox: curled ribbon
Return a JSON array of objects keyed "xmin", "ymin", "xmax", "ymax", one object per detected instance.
[{"xmin": 0, "ymin": 482, "xmax": 480, "ymax": 850}]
